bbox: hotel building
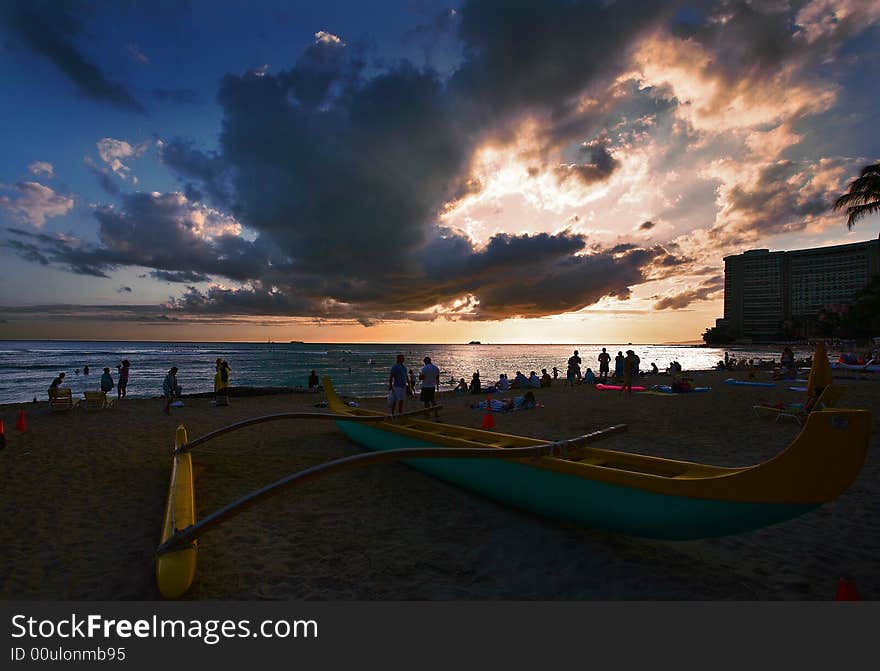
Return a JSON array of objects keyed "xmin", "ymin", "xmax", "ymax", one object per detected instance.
[{"xmin": 718, "ymin": 238, "xmax": 880, "ymax": 339}]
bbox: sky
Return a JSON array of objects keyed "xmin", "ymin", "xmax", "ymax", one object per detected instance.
[{"xmin": 0, "ymin": 0, "xmax": 878, "ymax": 344}]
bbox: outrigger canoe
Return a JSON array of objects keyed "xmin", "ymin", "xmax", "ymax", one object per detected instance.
[{"xmin": 325, "ymin": 379, "xmax": 871, "ymax": 540}]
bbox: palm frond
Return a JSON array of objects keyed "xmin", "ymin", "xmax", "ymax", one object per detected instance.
[
  {"xmin": 833, "ymin": 162, "xmax": 880, "ymax": 229},
  {"xmin": 845, "ymin": 202, "xmax": 880, "ymax": 230}
]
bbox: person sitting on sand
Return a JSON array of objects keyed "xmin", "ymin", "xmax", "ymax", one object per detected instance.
[
  {"xmin": 528, "ymin": 371, "xmax": 540, "ymax": 388},
  {"xmin": 540, "ymin": 369, "xmax": 552, "ymax": 387},
  {"xmin": 469, "ymin": 371, "xmax": 481, "ymax": 395},
  {"xmin": 671, "ymin": 376, "xmax": 693, "ymax": 393},
  {"xmin": 552, "ymin": 366, "xmax": 559, "ymax": 380},
  {"xmin": 455, "ymin": 378, "xmax": 468, "ymax": 393},
  {"xmin": 512, "ymin": 371, "xmax": 528, "ymax": 388},
  {"xmin": 100, "ymin": 367, "xmax": 115, "ymax": 393},
  {"xmin": 650, "ymin": 362, "xmax": 659, "ymax": 375},
  {"xmin": 48, "ymin": 372, "xmax": 65, "ymax": 399},
  {"xmin": 472, "ymin": 390, "xmax": 538, "ymax": 413},
  {"xmin": 308, "ymin": 370, "xmax": 319, "ymax": 391},
  {"xmin": 163, "ymin": 367, "xmax": 181, "ymax": 414},
  {"xmin": 517, "ymin": 391, "xmax": 537, "ymax": 410},
  {"xmin": 583, "ymin": 367, "xmax": 595, "ymax": 384},
  {"xmin": 497, "ymin": 373, "xmax": 510, "ymax": 391}
]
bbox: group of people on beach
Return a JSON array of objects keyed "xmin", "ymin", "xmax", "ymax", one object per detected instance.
[
  {"xmin": 385, "ymin": 347, "xmax": 679, "ymax": 413},
  {"xmin": 388, "ymin": 353, "xmax": 441, "ymax": 418},
  {"xmin": 47, "ymin": 360, "xmax": 131, "ymax": 402},
  {"xmin": 44, "ymin": 357, "xmax": 236, "ymax": 415}
]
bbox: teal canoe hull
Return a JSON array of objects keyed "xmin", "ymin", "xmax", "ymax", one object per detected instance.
[{"xmin": 336, "ymin": 421, "xmax": 818, "ymax": 540}]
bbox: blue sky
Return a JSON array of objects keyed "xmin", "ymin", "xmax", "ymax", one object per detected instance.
[{"xmin": 1, "ymin": 0, "xmax": 878, "ymax": 343}]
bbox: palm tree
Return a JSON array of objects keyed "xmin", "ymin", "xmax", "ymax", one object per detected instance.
[{"xmin": 833, "ymin": 162, "xmax": 880, "ymax": 230}]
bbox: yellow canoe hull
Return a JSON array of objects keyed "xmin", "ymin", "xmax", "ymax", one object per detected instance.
[{"xmin": 156, "ymin": 426, "xmax": 197, "ymax": 599}]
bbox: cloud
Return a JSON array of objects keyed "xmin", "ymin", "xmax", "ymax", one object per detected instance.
[
  {"xmin": 83, "ymin": 156, "xmax": 120, "ymax": 195},
  {"xmin": 639, "ymin": 221, "xmax": 655, "ymax": 230},
  {"xmin": 28, "ymin": 161, "xmax": 54, "ymax": 178},
  {"xmin": 126, "ymin": 43, "xmax": 149, "ymax": 64},
  {"xmin": 150, "ymin": 270, "xmax": 212, "ymax": 283},
  {"xmin": 117, "ymin": 285, "xmax": 132, "ymax": 293},
  {"xmin": 556, "ymin": 140, "xmax": 620, "ymax": 186},
  {"xmin": 96, "ymin": 138, "xmax": 150, "ymax": 183},
  {"xmin": 4, "ymin": 191, "xmax": 265, "ymax": 279},
  {"xmin": 653, "ymin": 276, "xmax": 724, "ymax": 310},
  {"xmin": 0, "ymin": 182, "xmax": 74, "ymax": 228},
  {"xmin": 158, "ymin": 140, "xmax": 233, "ymax": 207},
  {"xmin": 704, "ymin": 157, "xmax": 856, "ymax": 245},
  {"xmin": 1, "ymin": 1, "xmax": 144, "ymax": 113}
]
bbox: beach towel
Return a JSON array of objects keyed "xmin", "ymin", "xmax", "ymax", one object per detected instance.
[{"xmin": 471, "ymin": 396, "xmax": 541, "ymax": 413}]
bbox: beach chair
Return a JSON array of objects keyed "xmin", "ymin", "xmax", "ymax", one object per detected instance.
[
  {"xmin": 753, "ymin": 385, "xmax": 846, "ymax": 426},
  {"xmin": 81, "ymin": 391, "xmax": 114, "ymax": 410},
  {"xmin": 49, "ymin": 388, "xmax": 77, "ymax": 412}
]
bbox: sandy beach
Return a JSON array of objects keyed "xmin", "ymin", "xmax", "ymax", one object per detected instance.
[{"xmin": 1, "ymin": 368, "xmax": 877, "ymax": 601}]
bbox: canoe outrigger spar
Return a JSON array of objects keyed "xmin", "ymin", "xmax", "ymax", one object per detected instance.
[{"xmin": 156, "ymin": 377, "xmax": 871, "ymax": 598}]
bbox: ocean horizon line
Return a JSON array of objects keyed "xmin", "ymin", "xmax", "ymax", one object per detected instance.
[{"xmin": 1, "ymin": 338, "xmax": 713, "ymax": 346}]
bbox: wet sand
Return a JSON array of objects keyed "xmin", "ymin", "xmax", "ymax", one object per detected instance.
[{"xmin": 1, "ymin": 369, "xmax": 877, "ymax": 600}]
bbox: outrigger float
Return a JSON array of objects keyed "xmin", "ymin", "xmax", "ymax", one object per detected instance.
[{"xmin": 156, "ymin": 377, "xmax": 871, "ymax": 598}]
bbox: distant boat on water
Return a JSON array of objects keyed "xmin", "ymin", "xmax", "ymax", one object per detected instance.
[
  {"xmin": 289, "ymin": 340, "xmax": 305, "ymax": 344},
  {"xmin": 468, "ymin": 341, "xmax": 481, "ymax": 345}
]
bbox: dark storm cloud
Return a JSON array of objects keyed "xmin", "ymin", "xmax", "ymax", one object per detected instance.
[
  {"xmin": 168, "ymin": 229, "xmax": 666, "ymax": 322},
  {"xmin": 556, "ymin": 141, "xmax": 620, "ymax": 186},
  {"xmin": 144, "ymin": 2, "xmax": 682, "ymax": 321},
  {"xmin": 1, "ymin": 236, "xmax": 51, "ymax": 266},
  {"xmin": 450, "ymin": 0, "xmax": 674, "ymax": 126},
  {"xmin": 280, "ymin": 30, "xmax": 364, "ymax": 110},
  {"xmin": 3, "ymin": 193, "xmax": 272, "ymax": 280},
  {"xmin": 150, "ymin": 270, "xmax": 212, "ymax": 284},
  {"xmin": 464, "ymin": 246, "xmax": 658, "ymax": 320},
  {"xmin": 653, "ymin": 276, "xmax": 723, "ymax": 310},
  {"xmin": 3, "ymin": 227, "xmax": 110, "ymax": 277},
  {"xmin": 158, "ymin": 140, "xmax": 235, "ymax": 209},
  {"xmin": 1, "ymin": 0, "xmax": 144, "ymax": 113},
  {"xmin": 639, "ymin": 221, "xmax": 655, "ymax": 230}
]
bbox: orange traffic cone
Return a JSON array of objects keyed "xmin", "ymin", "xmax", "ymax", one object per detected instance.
[
  {"xmin": 15, "ymin": 409, "xmax": 27, "ymax": 432},
  {"xmin": 481, "ymin": 395, "xmax": 495, "ymax": 429},
  {"xmin": 835, "ymin": 578, "xmax": 861, "ymax": 601},
  {"xmin": 0, "ymin": 419, "xmax": 5, "ymax": 450}
]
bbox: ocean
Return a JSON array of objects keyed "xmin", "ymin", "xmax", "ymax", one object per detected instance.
[{"xmin": 0, "ymin": 340, "xmax": 817, "ymax": 406}]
